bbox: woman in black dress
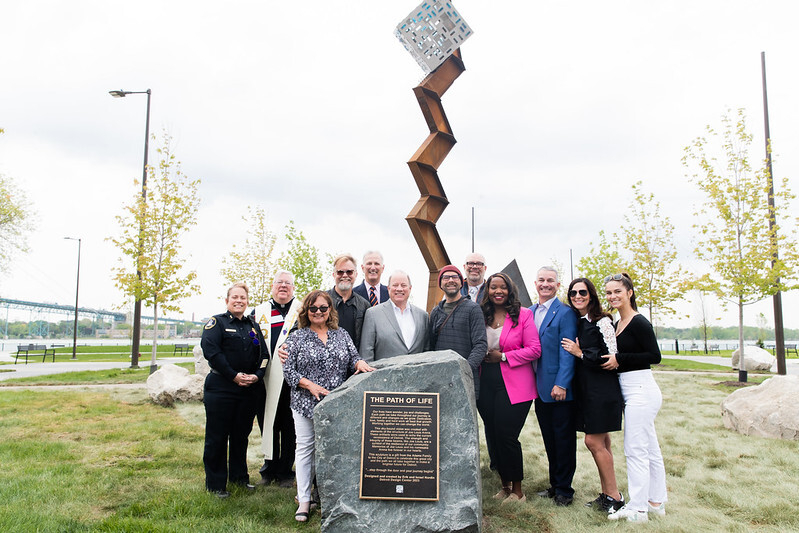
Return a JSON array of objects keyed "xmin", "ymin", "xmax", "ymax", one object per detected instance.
[{"xmin": 561, "ymin": 278, "xmax": 624, "ymax": 512}]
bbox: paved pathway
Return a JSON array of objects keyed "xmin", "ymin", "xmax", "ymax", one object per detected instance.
[{"xmin": 0, "ymin": 352, "xmax": 192, "ymax": 382}]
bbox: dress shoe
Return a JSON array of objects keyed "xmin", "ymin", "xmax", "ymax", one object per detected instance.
[
  {"xmin": 537, "ymin": 487, "xmax": 555, "ymax": 498},
  {"xmin": 493, "ymin": 486, "xmax": 511, "ymax": 500},
  {"xmin": 554, "ymin": 494, "xmax": 573, "ymax": 506},
  {"xmin": 211, "ymin": 490, "xmax": 230, "ymax": 499},
  {"xmin": 500, "ymin": 493, "xmax": 527, "ymax": 506}
]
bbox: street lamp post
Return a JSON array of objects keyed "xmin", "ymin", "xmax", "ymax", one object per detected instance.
[
  {"xmin": 110, "ymin": 88, "xmax": 151, "ymax": 369},
  {"xmin": 64, "ymin": 237, "xmax": 81, "ymax": 360}
]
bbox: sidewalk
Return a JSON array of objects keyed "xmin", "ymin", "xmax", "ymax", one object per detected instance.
[
  {"xmin": 666, "ymin": 354, "xmax": 799, "ymax": 376},
  {"xmin": 0, "ymin": 351, "xmax": 192, "ymax": 382}
]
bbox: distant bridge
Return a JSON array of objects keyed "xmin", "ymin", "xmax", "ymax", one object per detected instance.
[{"xmin": 0, "ymin": 298, "xmax": 202, "ymax": 337}]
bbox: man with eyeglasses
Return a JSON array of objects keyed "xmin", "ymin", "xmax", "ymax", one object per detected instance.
[
  {"xmin": 429, "ymin": 265, "xmax": 487, "ymax": 399},
  {"xmin": 327, "ymin": 253, "xmax": 370, "ymax": 349},
  {"xmin": 531, "ymin": 266, "xmax": 578, "ymax": 506},
  {"xmin": 461, "ymin": 252, "xmax": 488, "ymax": 303},
  {"xmin": 252, "ymin": 270, "xmax": 302, "ymax": 487},
  {"xmin": 353, "ymin": 250, "xmax": 389, "ymax": 307},
  {"xmin": 360, "ymin": 270, "xmax": 429, "ymax": 361}
]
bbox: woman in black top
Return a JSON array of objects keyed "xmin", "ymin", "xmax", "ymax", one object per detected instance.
[
  {"xmin": 561, "ymin": 278, "xmax": 624, "ymax": 512},
  {"xmin": 602, "ymin": 273, "xmax": 667, "ymax": 523}
]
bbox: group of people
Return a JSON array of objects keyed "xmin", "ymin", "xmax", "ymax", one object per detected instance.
[{"xmin": 199, "ymin": 250, "xmax": 668, "ymax": 524}]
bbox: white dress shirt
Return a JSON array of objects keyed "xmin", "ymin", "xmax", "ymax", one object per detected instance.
[{"xmin": 391, "ymin": 301, "xmax": 416, "ymax": 348}]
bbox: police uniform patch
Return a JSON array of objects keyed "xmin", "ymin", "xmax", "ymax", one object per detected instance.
[{"xmin": 204, "ymin": 317, "xmax": 217, "ymax": 330}]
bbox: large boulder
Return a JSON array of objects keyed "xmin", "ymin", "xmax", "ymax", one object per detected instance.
[
  {"xmin": 147, "ymin": 363, "xmax": 204, "ymax": 406},
  {"xmin": 314, "ymin": 350, "xmax": 482, "ymax": 533},
  {"xmin": 721, "ymin": 375, "xmax": 799, "ymax": 440},
  {"xmin": 731, "ymin": 345, "xmax": 775, "ymax": 371}
]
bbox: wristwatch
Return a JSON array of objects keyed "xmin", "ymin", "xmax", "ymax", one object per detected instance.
[{"xmin": 500, "ymin": 353, "xmax": 507, "ymax": 362}]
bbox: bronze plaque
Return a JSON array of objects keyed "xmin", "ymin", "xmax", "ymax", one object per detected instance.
[{"xmin": 359, "ymin": 391, "xmax": 439, "ymax": 501}]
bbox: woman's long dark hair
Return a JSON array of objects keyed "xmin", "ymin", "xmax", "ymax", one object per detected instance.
[
  {"xmin": 480, "ymin": 272, "xmax": 521, "ymax": 327},
  {"xmin": 567, "ymin": 278, "xmax": 611, "ymax": 322}
]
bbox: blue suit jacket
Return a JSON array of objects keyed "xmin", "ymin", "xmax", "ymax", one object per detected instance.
[
  {"xmin": 353, "ymin": 281, "xmax": 389, "ymax": 305},
  {"xmin": 532, "ymin": 298, "xmax": 577, "ymax": 403}
]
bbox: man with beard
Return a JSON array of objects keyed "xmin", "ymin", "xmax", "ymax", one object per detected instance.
[
  {"xmin": 327, "ymin": 253, "xmax": 370, "ymax": 348},
  {"xmin": 428, "ymin": 265, "xmax": 487, "ymax": 399},
  {"xmin": 353, "ymin": 250, "xmax": 389, "ymax": 307},
  {"xmin": 252, "ymin": 270, "xmax": 301, "ymax": 487},
  {"xmin": 461, "ymin": 252, "xmax": 487, "ymax": 303}
]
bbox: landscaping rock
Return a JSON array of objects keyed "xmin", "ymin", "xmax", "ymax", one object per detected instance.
[
  {"xmin": 731, "ymin": 345, "xmax": 775, "ymax": 371},
  {"xmin": 147, "ymin": 363, "xmax": 204, "ymax": 406},
  {"xmin": 721, "ymin": 375, "xmax": 799, "ymax": 440},
  {"xmin": 314, "ymin": 350, "xmax": 482, "ymax": 533}
]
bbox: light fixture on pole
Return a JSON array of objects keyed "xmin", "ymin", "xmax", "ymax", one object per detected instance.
[
  {"xmin": 64, "ymin": 237, "xmax": 81, "ymax": 360},
  {"xmin": 109, "ymin": 88, "xmax": 151, "ymax": 369}
]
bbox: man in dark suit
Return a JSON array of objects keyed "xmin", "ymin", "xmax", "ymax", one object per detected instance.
[
  {"xmin": 353, "ymin": 250, "xmax": 389, "ymax": 306},
  {"xmin": 360, "ymin": 270, "xmax": 429, "ymax": 361},
  {"xmin": 531, "ymin": 266, "xmax": 577, "ymax": 506}
]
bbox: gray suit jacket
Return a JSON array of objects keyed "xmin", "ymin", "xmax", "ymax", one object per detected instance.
[{"xmin": 360, "ymin": 301, "xmax": 429, "ymax": 362}]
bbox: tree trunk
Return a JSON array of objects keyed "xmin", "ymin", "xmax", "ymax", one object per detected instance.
[
  {"xmin": 738, "ymin": 296, "xmax": 746, "ymax": 382},
  {"xmin": 150, "ymin": 301, "xmax": 159, "ymax": 374}
]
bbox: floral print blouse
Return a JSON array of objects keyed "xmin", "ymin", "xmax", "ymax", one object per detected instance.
[{"xmin": 282, "ymin": 327, "xmax": 362, "ymax": 418}]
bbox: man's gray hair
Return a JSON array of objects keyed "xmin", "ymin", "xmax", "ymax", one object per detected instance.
[
  {"xmin": 362, "ymin": 250, "xmax": 384, "ymax": 263},
  {"xmin": 273, "ymin": 269, "xmax": 295, "ymax": 284},
  {"xmin": 388, "ymin": 270, "xmax": 412, "ymax": 287},
  {"xmin": 537, "ymin": 266, "xmax": 559, "ymax": 281}
]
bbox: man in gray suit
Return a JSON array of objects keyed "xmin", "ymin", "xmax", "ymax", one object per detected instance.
[{"xmin": 360, "ymin": 270, "xmax": 429, "ymax": 362}]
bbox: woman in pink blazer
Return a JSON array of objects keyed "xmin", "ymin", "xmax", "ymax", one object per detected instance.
[{"xmin": 478, "ymin": 272, "xmax": 541, "ymax": 503}]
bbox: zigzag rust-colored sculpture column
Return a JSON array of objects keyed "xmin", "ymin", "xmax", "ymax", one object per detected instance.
[{"xmin": 405, "ymin": 49, "xmax": 465, "ymax": 312}]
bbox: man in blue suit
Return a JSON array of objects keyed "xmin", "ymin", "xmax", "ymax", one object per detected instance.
[
  {"xmin": 353, "ymin": 251, "xmax": 389, "ymax": 306},
  {"xmin": 532, "ymin": 266, "xmax": 577, "ymax": 506}
]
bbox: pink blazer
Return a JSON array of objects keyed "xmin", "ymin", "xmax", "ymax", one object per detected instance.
[{"xmin": 498, "ymin": 307, "xmax": 541, "ymax": 404}]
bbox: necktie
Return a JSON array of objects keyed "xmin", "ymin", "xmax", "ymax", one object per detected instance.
[{"xmin": 369, "ymin": 286, "xmax": 378, "ymax": 307}]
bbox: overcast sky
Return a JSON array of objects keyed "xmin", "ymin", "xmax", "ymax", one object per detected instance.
[{"xmin": 1, "ymin": 1, "xmax": 797, "ymax": 331}]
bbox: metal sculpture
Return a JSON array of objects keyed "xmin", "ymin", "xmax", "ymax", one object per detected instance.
[{"xmin": 395, "ymin": 2, "xmax": 473, "ymax": 311}]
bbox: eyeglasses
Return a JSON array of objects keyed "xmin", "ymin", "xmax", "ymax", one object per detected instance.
[
  {"xmin": 309, "ymin": 305, "xmax": 330, "ymax": 314},
  {"xmin": 335, "ymin": 269, "xmax": 355, "ymax": 277},
  {"xmin": 274, "ymin": 280, "xmax": 293, "ymax": 286},
  {"xmin": 441, "ymin": 274, "xmax": 460, "ymax": 281},
  {"xmin": 568, "ymin": 289, "xmax": 588, "ymax": 297},
  {"xmin": 603, "ymin": 274, "xmax": 625, "ymax": 283},
  {"xmin": 248, "ymin": 330, "xmax": 260, "ymax": 346},
  {"xmin": 465, "ymin": 261, "xmax": 484, "ymax": 267}
]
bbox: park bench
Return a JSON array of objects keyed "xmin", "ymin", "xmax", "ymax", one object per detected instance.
[
  {"xmin": 785, "ymin": 344, "xmax": 798, "ymax": 357},
  {"xmin": 14, "ymin": 344, "xmax": 56, "ymax": 364},
  {"xmin": 709, "ymin": 345, "xmax": 721, "ymax": 354},
  {"xmin": 173, "ymin": 343, "xmax": 191, "ymax": 356}
]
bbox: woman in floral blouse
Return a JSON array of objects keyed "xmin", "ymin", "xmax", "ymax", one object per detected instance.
[{"xmin": 282, "ymin": 289, "xmax": 374, "ymax": 522}]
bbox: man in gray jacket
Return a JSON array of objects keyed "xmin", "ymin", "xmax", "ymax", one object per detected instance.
[
  {"xmin": 428, "ymin": 265, "xmax": 487, "ymax": 398},
  {"xmin": 360, "ymin": 270, "xmax": 429, "ymax": 361}
]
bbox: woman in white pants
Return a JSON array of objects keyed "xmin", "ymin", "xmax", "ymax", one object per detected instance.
[
  {"xmin": 601, "ymin": 273, "xmax": 667, "ymax": 523},
  {"xmin": 282, "ymin": 290, "xmax": 374, "ymax": 522}
]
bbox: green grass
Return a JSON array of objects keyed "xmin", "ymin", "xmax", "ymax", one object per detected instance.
[
  {"xmin": 0, "ymin": 363, "xmax": 194, "ymax": 386},
  {"xmin": 657, "ymin": 357, "xmax": 732, "ymax": 372},
  {"xmin": 1, "ymin": 372, "xmax": 797, "ymax": 531}
]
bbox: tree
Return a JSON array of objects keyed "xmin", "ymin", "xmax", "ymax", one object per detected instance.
[
  {"xmin": 685, "ymin": 273, "xmax": 722, "ymax": 354},
  {"xmin": 576, "ymin": 230, "xmax": 629, "ymax": 292},
  {"xmin": 617, "ymin": 181, "xmax": 685, "ymax": 325},
  {"xmin": 682, "ymin": 108, "xmax": 799, "ymax": 380},
  {"xmin": 277, "ymin": 220, "xmax": 325, "ymax": 298},
  {"xmin": 0, "ymin": 130, "xmax": 34, "ymax": 273},
  {"xmin": 110, "ymin": 132, "xmax": 201, "ymax": 370},
  {"xmin": 220, "ymin": 215, "xmax": 327, "ymax": 303},
  {"xmin": 220, "ymin": 206, "xmax": 278, "ymax": 305}
]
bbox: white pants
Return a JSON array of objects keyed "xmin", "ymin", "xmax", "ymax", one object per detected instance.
[
  {"xmin": 292, "ymin": 410, "xmax": 315, "ymax": 503},
  {"xmin": 619, "ymin": 370, "xmax": 667, "ymax": 512}
]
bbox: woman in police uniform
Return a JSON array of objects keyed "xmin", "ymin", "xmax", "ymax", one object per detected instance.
[{"xmin": 201, "ymin": 282, "xmax": 268, "ymax": 497}]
